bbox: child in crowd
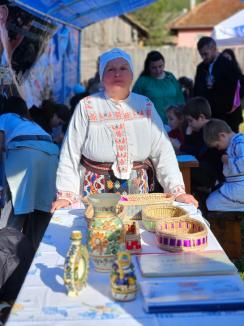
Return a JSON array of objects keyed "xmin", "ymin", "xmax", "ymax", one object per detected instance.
[
  {"xmin": 50, "ymin": 104, "xmax": 71, "ymax": 146},
  {"xmin": 178, "ymin": 76, "xmax": 194, "ymax": 102},
  {"xmin": 166, "ymin": 105, "xmax": 186, "ymax": 154},
  {"xmin": 203, "ymin": 119, "xmax": 244, "ymax": 211},
  {"xmin": 29, "ymin": 100, "xmax": 71, "ymax": 146},
  {"xmin": 175, "ymin": 97, "xmax": 223, "ymax": 212}
]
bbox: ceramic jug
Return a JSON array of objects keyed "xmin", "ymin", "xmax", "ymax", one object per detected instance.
[
  {"xmin": 87, "ymin": 193, "xmax": 123, "ymax": 272},
  {"xmin": 110, "ymin": 251, "xmax": 137, "ymax": 301}
]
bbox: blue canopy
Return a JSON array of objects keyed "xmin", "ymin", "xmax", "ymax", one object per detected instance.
[{"xmin": 13, "ymin": 0, "xmax": 156, "ymax": 29}]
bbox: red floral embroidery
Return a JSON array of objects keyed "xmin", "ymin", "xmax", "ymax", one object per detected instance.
[
  {"xmin": 171, "ymin": 185, "xmax": 186, "ymax": 198},
  {"xmin": 84, "ymin": 103, "xmax": 152, "ymax": 122},
  {"xmin": 82, "ymin": 98, "xmax": 153, "ymax": 176},
  {"xmin": 108, "ymin": 122, "xmax": 129, "ymax": 174},
  {"xmin": 88, "ymin": 113, "xmax": 97, "ymax": 121},
  {"xmin": 83, "ymin": 96, "xmax": 93, "ymax": 110},
  {"xmin": 56, "ymin": 190, "xmax": 79, "ymax": 203}
]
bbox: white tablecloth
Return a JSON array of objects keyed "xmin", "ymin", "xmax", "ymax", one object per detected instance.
[{"xmin": 6, "ymin": 203, "xmax": 244, "ymax": 326}]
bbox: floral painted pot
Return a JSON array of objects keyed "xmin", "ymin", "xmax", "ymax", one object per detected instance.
[
  {"xmin": 110, "ymin": 251, "xmax": 137, "ymax": 301},
  {"xmin": 87, "ymin": 193, "xmax": 124, "ymax": 272}
]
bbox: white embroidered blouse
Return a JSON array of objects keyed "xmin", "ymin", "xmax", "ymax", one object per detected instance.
[{"xmin": 56, "ymin": 91, "xmax": 185, "ymax": 202}]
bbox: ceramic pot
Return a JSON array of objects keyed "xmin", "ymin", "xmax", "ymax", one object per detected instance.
[
  {"xmin": 110, "ymin": 251, "xmax": 137, "ymax": 301},
  {"xmin": 87, "ymin": 193, "xmax": 123, "ymax": 272}
]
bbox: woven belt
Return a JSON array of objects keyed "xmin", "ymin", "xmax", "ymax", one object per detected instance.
[
  {"xmin": 81, "ymin": 155, "xmax": 155, "ymax": 191},
  {"xmin": 11, "ymin": 135, "xmax": 52, "ymax": 142}
]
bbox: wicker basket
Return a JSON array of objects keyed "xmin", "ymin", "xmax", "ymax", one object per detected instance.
[
  {"xmin": 118, "ymin": 193, "xmax": 174, "ymax": 221},
  {"xmin": 155, "ymin": 217, "xmax": 208, "ymax": 252},
  {"xmin": 142, "ymin": 204, "xmax": 188, "ymax": 232}
]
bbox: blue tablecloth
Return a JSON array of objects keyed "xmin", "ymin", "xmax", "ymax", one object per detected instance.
[{"xmin": 6, "ymin": 203, "xmax": 244, "ymax": 326}]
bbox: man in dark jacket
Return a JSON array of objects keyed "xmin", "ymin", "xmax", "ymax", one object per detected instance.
[{"xmin": 194, "ymin": 36, "xmax": 242, "ymax": 132}]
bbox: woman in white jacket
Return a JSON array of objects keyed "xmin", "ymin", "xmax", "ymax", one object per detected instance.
[{"xmin": 52, "ymin": 48, "xmax": 197, "ymax": 211}]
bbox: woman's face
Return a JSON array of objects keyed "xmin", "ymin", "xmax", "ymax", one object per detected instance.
[
  {"xmin": 102, "ymin": 58, "xmax": 133, "ymax": 91},
  {"xmin": 149, "ymin": 59, "xmax": 165, "ymax": 78}
]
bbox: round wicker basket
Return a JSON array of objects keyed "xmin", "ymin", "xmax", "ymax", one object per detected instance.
[
  {"xmin": 155, "ymin": 217, "xmax": 208, "ymax": 252},
  {"xmin": 142, "ymin": 204, "xmax": 188, "ymax": 232},
  {"xmin": 118, "ymin": 193, "xmax": 174, "ymax": 221}
]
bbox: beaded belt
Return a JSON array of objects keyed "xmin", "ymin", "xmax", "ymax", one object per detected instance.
[{"xmin": 81, "ymin": 155, "xmax": 155, "ymax": 191}]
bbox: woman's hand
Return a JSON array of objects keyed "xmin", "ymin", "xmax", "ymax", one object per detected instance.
[
  {"xmin": 51, "ymin": 199, "xmax": 70, "ymax": 213},
  {"xmin": 175, "ymin": 193, "xmax": 198, "ymax": 208}
]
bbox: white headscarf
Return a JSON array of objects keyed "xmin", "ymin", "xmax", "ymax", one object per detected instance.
[{"xmin": 99, "ymin": 48, "xmax": 134, "ymax": 80}]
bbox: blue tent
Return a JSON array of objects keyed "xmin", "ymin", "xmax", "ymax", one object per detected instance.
[
  {"xmin": 13, "ymin": 0, "xmax": 156, "ymax": 29},
  {"xmin": 2, "ymin": 1, "xmax": 156, "ymax": 105}
]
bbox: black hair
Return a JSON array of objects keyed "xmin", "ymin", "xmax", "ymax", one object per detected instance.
[
  {"xmin": 197, "ymin": 36, "xmax": 216, "ymax": 51},
  {"xmin": 2, "ymin": 96, "xmax": 30, "ymax": 119},
  {"xmin": 141, "ymin": 51, "xmax": 165, "ymax": 77},
  {"xmin": 54, "ymin": 104, "xmax": 71, "ymax": 122},
  {"xmin": 166, "ymin": 105, "xmax": 185, "ymax": 120},
  {"xmin": 178, "ymin": 76, "xmax": 193, "ymax": 89},
  {"xmin": 183, "ymin": 96, "xmax": 212, "ymax": 119},
  {"xmin": 222, "ymin": 48, "xmax": 242, "ymax": 75},
  {"xmin": 166, "ymin": 105, "xmax": 187, "ymax": 132}
]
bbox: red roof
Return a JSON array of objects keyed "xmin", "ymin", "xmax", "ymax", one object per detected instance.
[{"xmin": 169, "ymin": 0, "xmax": 244, "ymax": 30}]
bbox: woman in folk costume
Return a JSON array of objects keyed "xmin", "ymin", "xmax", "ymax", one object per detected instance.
[{"xmin": 51, "ymin": 48, "xmax": 197, "ymax": 211}]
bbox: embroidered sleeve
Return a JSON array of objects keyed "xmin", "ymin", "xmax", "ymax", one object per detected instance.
[
  {"xmin": 56, "ymin": 99, "xmax": 89, "ymax": 198},
  {"xmin": 56, "ymin": 191, "xmax": 80, "ymax": 204},
  {"xmin": 171, "ymin": 185, "xmax": 186, "ymax": 198}
]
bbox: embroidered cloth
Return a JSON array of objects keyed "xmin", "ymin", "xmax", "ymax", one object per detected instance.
[{"xmin": 56, "ymin": 91, "xmax": 185, "ymax": 203}]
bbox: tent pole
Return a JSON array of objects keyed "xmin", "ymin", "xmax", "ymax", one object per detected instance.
[
  {"xmin": 62, "ymin": 39, "xmax": 65, "ymax": 103},
  {"xmin": 77, "ymin": 30, "xmax": 82, "ymax": 83}
]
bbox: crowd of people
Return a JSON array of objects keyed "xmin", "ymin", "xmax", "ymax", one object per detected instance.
[{"xmin": 0, "ymin": 37, "xmax": 244, "ymax": 318}]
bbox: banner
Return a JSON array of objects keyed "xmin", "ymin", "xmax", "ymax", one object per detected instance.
[
  {"xmin": 22, "ymin": 25, "xmax": 80, "ymax": 107},
  {"xmin": 0, "ymin": 0, "xmax": 56, "ymax": 99}
]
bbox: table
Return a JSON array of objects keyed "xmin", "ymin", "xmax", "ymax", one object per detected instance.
[
  {"xmin": 6, "ymin": 203, "xmax": 244, "ymax": 326},
  {"xmin": 177, "ymin": 155, "xmax": 199, "ymax": 194}
]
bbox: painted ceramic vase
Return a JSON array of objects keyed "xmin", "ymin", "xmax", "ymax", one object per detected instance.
[
  {"xmin": 64, "ymin": 230, "xmax": 89, "ymax": 297},
  {"xmin": 110, "ymin": 251, "xmax": 137, "ymax": 301},
  {"xmin": 87, "ymin": 193, "xmax": 124, "ymax": 272}
]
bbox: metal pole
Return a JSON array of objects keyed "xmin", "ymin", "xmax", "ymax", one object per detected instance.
[{"xmin": 77, "ymin": 30, "xmax": 82, "ymax": 83}]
